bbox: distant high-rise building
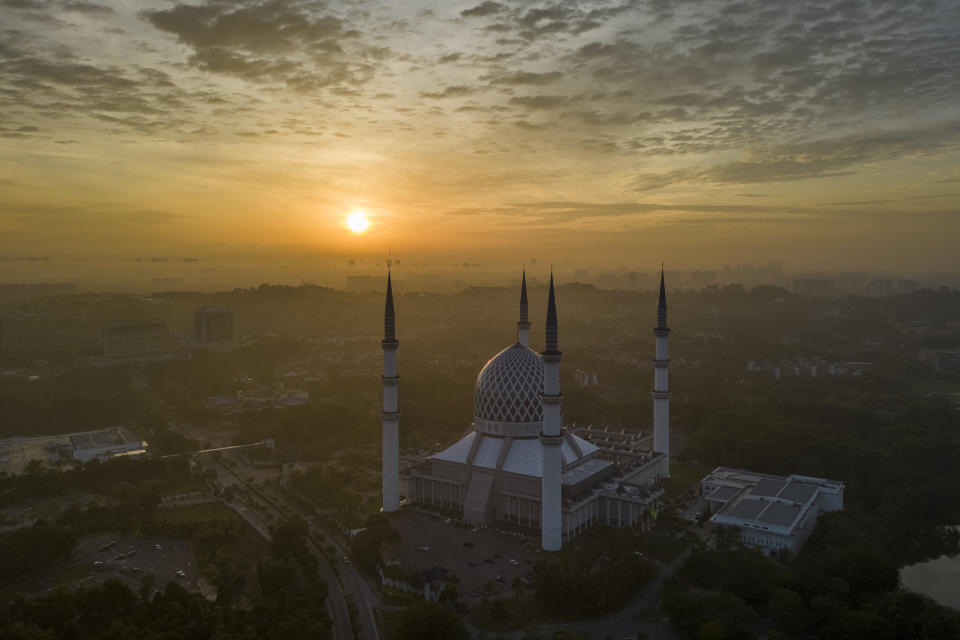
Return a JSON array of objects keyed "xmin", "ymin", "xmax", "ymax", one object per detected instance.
[
  {"xmin": 691, "ymin": 270, "xmax": 718, "ymax": 289},
  {"xmin": 896, "ymin": 279, "xmax": 920, "ymax": 295},
  {"xmin": 793, "ymin": 278, "xmax": 835, "ymax": 297},
  {"xmin": 869, "ymin": 279, "xmax": 894, "ymax": 297},
  {"xmin": 194, "ymin": 306, "xmax": 234, "ymax": 343},
  {"xmin": 102, "ymin": 320, "xmax": 168, "ymax": 357}
]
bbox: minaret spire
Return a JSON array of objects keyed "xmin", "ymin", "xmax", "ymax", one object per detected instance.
[
  {"xmin": 384, "ymin": 269, "xmax": 397, "ymax": 344},
  {"xmin": 517, "ymin": 268, "xmax": 531, "ymax": 347},
  {"xmin": 544, "ymin": 270, "xmax": 559, "ymax": 355},
  {"xmin": 381, "ymin": 270, "xmax": 401, "ymax": 512},
  {"xmin": 653, "ymin": 266, "xmax": 671, "ymax": 478},
  {"xmin": 540, "ymin": 268, "xmax": 563, "ymax": 551},
  {"xmin": 657, "ymin": 265, "xmax": 667, "ymax": 329}
]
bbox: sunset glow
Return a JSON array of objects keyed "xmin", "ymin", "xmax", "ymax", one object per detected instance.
[
  {"xmin": 0, "ymin": 0, "xmax": 957, "ymax": 273},
  {"xmin": 346, "ymin": 212, "xmax": 370, "ymax": 234}
]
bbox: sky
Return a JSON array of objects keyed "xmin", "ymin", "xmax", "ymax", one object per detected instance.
[{"xmin": 2, "ymin": 0, "xmax": 959, "ymax": 273}]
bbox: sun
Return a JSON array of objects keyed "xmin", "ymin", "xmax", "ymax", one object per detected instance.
[{"xmin": 346, "ymin": 211, "xmax": 370, "ymax": 233}]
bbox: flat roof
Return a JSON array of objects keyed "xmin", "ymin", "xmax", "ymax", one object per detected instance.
[
  {"xmin": 759, "ymin": 501, "xmax": 802, "ymax": 528},
  {"xmin": 779, "ymin": 481, "xmax": 817, "ymax": 504},
  {"xmin": 562, "ymin": 457, "xmax": 613, "ymax": 485},
  {"xmin": 750, "ymin": 478, "xmax": 786, "ymax": 497},
  {"xmin": 727, "ymin": 499, "xmax": 767, "ymax": 521},
  {"xmin": 709, "ymin": 485, "xmax": 741, "ymax": 502}
]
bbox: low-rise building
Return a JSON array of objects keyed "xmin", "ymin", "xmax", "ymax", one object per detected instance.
[
  {"xmin": 0, "ymin": 427, "xmax": 148, "ymax": 475},
  {"xmin": 701, "ymin": 466, "xmax": 844, "ymax": 557},
  {"xmin": 69, "ymin": 428, "xmax": 148, "ymax": 463}
]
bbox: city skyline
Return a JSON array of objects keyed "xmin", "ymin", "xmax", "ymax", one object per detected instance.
[{"xmin": 2, "ymin": 0, "xmax": 959, "ymax": 271}]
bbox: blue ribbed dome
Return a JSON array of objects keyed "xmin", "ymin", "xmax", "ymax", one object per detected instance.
[{"xmin": 474, "ymin": 344, "xmax": 543, "ymax": 435}]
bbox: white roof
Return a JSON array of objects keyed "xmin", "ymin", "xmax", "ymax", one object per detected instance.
[
  {"xmin": 472, "ymin": 435, "xmax": 503, "ymax": 469},
  {"xmin": 432, "ymin": 431, "xmax": 603, "ymax": 479},
  {"xmin": 432, "ymin": 431, "xmax": 475, "ymax": 464},
  {"xmin": 502, "ymin": 438, "xmax": 542, "ymax": 476}
]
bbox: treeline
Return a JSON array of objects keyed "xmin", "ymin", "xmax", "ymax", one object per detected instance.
[
  {"xmin": 661, "ymin": 516, "xmax": 960, "ymax": 639},
  {"xmin": 0, "ymin": 457, "xmax": 194, "ymax": 511},
  {"xmin": 0, "ymin": 515, "xmax": 331, "ymax": 640},
  {"xmin": 349, "ymin": 514, "xmax": 401, "ymax": 576},
  {"xmin": 688, "ymin": 384, "xmax": 960, "ymax": 565},
  {"xmin": 533, "ymin": 530, "xmax": 658, "ymax": 617},
  {"xmin": 0, "ymin": 524, "xmax": 77, "ymax": 581},
  {"xmin": 286, "ymin": 464, "xmax": 380, "ymax": 527},
  {"xmin": 0, "ymin": 365, "xmax": 148, "ymax": 438}
]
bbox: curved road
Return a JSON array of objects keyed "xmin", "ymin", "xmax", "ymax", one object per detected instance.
[
  {"xmin": 147, "ymin": 391, "xmax": 363, "ymax": 640},
  {"xmin": 209, "ymin": 457, "xmax": 356, "ymax": 640}
]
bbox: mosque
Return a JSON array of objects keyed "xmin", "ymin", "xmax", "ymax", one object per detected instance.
[{"xmin": 379, "ymin": 270, "xmax": 672, "ymax": 551}]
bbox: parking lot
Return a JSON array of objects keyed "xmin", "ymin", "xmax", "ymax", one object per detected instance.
[
  {"xmin": 390, "ymin": 511, "xmax": 535, "ymax": 602},
  {"xmin": 60, "ymin": 533, "xmax": 206, "ymax": 596}
]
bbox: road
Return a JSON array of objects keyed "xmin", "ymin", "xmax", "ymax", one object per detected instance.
[
  {"xmin": 148, "ymin": 394, "xmax": 366, "ymax": 640},
  {"xmin": 304, "ymin": 516, "xmax": 381, "ymax": 640},
  {"xmin": 207, "ymin": 455, "xmax": 356, "ymax": 640}
]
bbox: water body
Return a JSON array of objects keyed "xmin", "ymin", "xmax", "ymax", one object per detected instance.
[{"xmin": 901, "ymin": 533, "xmax": 960, "ymax": 610}]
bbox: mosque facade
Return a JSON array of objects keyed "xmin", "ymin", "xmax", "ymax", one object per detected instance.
[{"xmin": 380, "ymin": 269, "xmax": 672, "ymax": 550}]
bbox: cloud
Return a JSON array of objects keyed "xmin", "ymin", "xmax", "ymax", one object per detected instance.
[
  {"xmin": 509, "ymin": 94, "xmax": 570, "ymax": 109},
  {"xmin": 145, "ymin": 0, "xmax": 375, "ymax": 91},
  {"xmin": 708, "ymin": 122, "xmax": 960, "ymax": 184},
  {"xmin": 486, "ymin": 70, "xmax": 563, "ymax": 85},
  {"xmin": 461, "ymin": 2, "xmax": 505, "ymax": 19},
  {"xmin": 446, "ymin": 198, "xmax": 959, "ymax": 228},
  {"xmin": 420, "ymin": 85, "xmax": 477, "ymax": 99},
  {"xmin": 61, "ymin": 1, "xmax": 113, "ymax": 15},
  {"xmin": 632, "ymin": 121, "xmax": 960, "ymax": 189},
  {"xmin": 1, "ymin": 202, "xmax": 185, "ymax": 225}
]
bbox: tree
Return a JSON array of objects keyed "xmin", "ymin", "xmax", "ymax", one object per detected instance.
[
  {"xmin": 768, "ymin": 587, "xmax": 807, "ymax": 635},
  {"xmin": 512, "ymin": 576, "xmax": 525, "ymax": 601},
  {"xmin": 439, "ymin": 574, "xmax": 460, "ymax": 606},
  {"xmin": 391, "ymin": 602, "xmax": 468, "ymax": 640},
  {"xmin": 696, "ymin": 620, "xmax": 727, "ymax": 640}
]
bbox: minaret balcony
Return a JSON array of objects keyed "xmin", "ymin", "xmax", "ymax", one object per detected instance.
[{"xmin": 539, "ymin": 433, "xmax": 564, "ymax": 447}]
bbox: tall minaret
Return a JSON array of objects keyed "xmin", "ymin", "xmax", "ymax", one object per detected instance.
[
  {"xmin": 517, "ymin": 268, "xmax": 531, "ymax": 347},
  {"xmin": 381, "ymin": 270, "xmax": 400, "ymax": 512},
  {"xmin": 653, "ymin": 267, "xmax": 671, "ymax": 477},
  {"xmin": 540, "ymin": 271, "xmax": 563, "ymax": 551}
]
